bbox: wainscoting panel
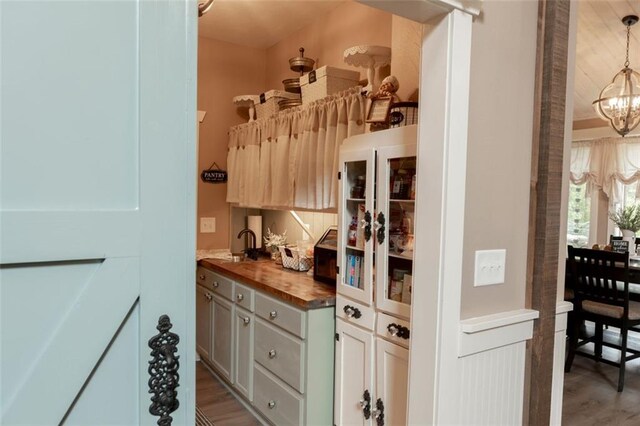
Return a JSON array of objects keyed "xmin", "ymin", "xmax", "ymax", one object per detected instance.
[
  {"xmin": 453, "ymin": 342, "xmax": 527, "ymax": 425},
  {"xmin": 550, "ymin": 302, "xmax": 572, "ymax": 425}
]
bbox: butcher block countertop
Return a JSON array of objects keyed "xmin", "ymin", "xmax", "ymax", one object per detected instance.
[{"xmin": 198, "ymin": 258, "xmax": 336, "ymax": 309}]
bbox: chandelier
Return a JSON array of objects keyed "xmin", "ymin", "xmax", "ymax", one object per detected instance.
[{"xmin": 593, "ymin": 15, "xmax": 640, "ymax": 137}]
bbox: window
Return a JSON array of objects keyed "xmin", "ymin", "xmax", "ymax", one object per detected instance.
[
  {"xmin": 567, "ymin": 182, "xmax": 590, "ymax": 248},
  {"xmin": 609, "ymin": 181, "xmax": 639, "ymax": 237}
]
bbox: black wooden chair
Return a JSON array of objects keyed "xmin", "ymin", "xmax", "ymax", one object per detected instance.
[{"xmin": 565, "ymin": 246, "xmax": 640, "ymax": 392}]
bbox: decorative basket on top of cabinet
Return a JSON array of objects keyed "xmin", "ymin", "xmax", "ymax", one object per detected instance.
[
  {"xmin": 299, "ymin": 65, "xmax": 360, "ymax": 105},
  {"xmin": 252, "ymin": 90, "xmax": 300, "ymax": 119}
]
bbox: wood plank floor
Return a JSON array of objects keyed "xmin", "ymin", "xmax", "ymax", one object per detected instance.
[
  {"xmin": 196, "ymin": 361, "xmax": 261, "ymax": 426},
  {"xmin": 563, "ymin": 328, "xmax": 640, "ymax": 425}
]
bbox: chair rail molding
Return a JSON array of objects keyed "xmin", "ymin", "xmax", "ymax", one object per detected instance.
[{"xmin": 459, "ymin": 309, "xmax": 540, "ymax": 357}]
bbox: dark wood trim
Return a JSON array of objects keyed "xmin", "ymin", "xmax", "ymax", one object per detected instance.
[{"xmin": 526, "ymin": 1, "xmax": 571, "ymax": 424}]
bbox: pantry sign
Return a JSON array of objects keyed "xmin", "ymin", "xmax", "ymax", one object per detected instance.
[{"xmin": 200, "ymin": 162, "xmax": 228, "ymax": 183}]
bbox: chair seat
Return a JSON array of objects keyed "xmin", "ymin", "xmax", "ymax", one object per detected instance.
[
  {"xmin": 583, "ymin": 300, "xmax": 640, "ymax": 320},
  {"xmin": 565, "ymin": 288, "xmax": 574, "ymax": 300}
]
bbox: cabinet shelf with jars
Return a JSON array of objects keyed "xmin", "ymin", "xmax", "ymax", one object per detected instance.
[
  {"xmin": 337, "ymin": 126, "xmax": 417, "ymax": 319},
  {"xmin": 334, "ymin": 125, "xmax": 416, "ymax": 426}
]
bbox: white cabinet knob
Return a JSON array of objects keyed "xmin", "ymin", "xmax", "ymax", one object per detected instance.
[
  {"xmin": 205, "ymin": 293, "xmax": 212, "ymax": 301},
  {"xmin": 213, "ymin": 281, "xmax": 219, "ymax": 288},
  {"xmin": 268, "ymin": 400, "xmax": 276, "ymax": 409},
  {"xmin": 242, "ymin": 316, "xmax": 250, "ymax": 325},
  {"xmin": 198, "ymin": 274, "xmax": 205, "ymax": 281},
  {"xmin": 237, "ymin": 293, "xmax": 244, "ymax": 302},
  {"xmin": 268, "ymin": 349, "xmax": 277, "ymax": 359},
  {"xmin": 269, "ymin": 310, "xmax": 278, "ymax": 319}
]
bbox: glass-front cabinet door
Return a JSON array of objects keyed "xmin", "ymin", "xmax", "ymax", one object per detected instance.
[
  {"xmin": 338, "ymin": 148, "xmax": 376, "ymax": 306},
  {"xmin": 375, "ymin": 145, "xmax": 417, "ymax": 319}
]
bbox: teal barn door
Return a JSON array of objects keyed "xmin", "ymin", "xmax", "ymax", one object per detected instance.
[{"xmin": 0, "ymin": 0, "xmax": 197, "ymax": 424}]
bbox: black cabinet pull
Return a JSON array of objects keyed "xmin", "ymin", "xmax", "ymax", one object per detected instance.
[
  {"xmin": 375, "ymin": 398, "xmax": 385, "ymax": 426},
  {"xmin": 343, "ymin": 304, "xmax": 362, "ymax": 319},
  {"xmin": 361, "ymin": 389, "xmax": 372, "ymax": 419},
  {"xmin": 387, "ymin": 323, "xmax": 410, "ymax": 340},
  {"xmin": 363, "ymin": 210, "xmax": 372, "ymax": 242},
  {"xmin": 376, "ymin": 212, "xmax": 386, "ymax": 244}
]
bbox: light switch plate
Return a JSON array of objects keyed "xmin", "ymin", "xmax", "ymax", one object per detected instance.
[
  {"xmin": 474, "ymin": 249, "xmax": 506, "ymax": 286},
  {"xmin": 200, "ymin": 217, "xmax": 216, "ymax": 233}
]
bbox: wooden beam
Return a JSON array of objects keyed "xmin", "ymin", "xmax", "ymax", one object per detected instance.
[{"xmin": 526, "ymin": 1, "xmax": 570, "ymax": 425}]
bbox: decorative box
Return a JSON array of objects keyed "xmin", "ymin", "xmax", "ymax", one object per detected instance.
[
  {"xmin": 253, "ymin": 90, "xmax": 300, "ymax": 119},
  {"xmin": 299, "ymin": 66, "xmax": 361, "ymax": 105}
]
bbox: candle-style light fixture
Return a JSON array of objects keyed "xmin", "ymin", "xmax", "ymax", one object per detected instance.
[{"xmin": 593, "ymin": 15, "xmax": 640, "ymax": 137}]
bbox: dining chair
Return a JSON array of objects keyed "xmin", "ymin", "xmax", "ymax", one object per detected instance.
[{"xmin": 565, "ymin": 245, "xmax": 640, "ymax": 392}]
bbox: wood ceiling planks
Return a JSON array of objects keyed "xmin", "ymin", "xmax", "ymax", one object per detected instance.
[{"xmin": 575, "ymin": 1, "xmax": 640, "ymax": 121}]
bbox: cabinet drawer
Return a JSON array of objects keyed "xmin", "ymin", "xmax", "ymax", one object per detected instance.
[
  {"xmin": 336, "ymin": 296, "xmax": 375, "ymax": 331},
  {"xmin": 376, "ymin": 312, "xmax": 410, "ymax": 348},
  {"xmin": 197, "ymin": 267, "xmax": 234, "ymax": 301},
  {"xmin": 255, "ymin": 293, "xmax": 306, "ymax": 338},
  {"xmin": 254, "ymin": 364, "xmax": 303, "ymax": 426},
  {"xmin": 255, "ymin": 318, "xmax": 305, "ymax": 393},
  {"xmin": 234, "ymin": 282, "xmax": 255, "ymax": 312}
]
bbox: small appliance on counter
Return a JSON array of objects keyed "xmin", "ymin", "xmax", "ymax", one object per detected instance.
[{"xmin": 314, "ymin": 226, "xmax": 338, "ymax": 285}]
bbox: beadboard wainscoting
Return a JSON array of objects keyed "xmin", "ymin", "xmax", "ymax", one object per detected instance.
[
  {"xmin": 446, "ymin": 309, "xmax": 539, "ymax": 425},
  {"xmin": 550, "ymin": 301, "xmax": 573, "ymax": 425}
]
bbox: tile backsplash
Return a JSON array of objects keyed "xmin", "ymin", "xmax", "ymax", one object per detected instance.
[{"xmin": 231, "ymin": 207, "xmax": 337, "ymax": 252}]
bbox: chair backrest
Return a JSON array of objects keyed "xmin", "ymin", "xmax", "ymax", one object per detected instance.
[{"xmin": 567, "ymin": 245, "xmax": 630, "ymax": 311}]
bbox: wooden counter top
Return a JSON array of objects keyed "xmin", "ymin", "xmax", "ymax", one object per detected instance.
[{"xmin": 198, "ymin": 258, "xmax": 336, "ymax": 309}]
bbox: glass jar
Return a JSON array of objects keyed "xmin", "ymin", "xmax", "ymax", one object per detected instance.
[
  {"xmin": 391, "ymin": 169, "xmax": 408, "ymax": 199},
  {"xmin": 351, "ymin": 175, "xmax": 366, "ymax": 199}
]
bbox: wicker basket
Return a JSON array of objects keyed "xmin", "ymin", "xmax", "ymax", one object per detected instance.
[
  {"xmin": 279, "ymin": 246, "xmax": 313, "ymax": 272},
  {"xmin": 252, "ymin": 90, "xmax": 300, "ymax": 119},
  {"xmin": 389, "ymin": 102, "xmax": 419, "ymax": 128},
  {"xmin": 300, "ymin": 66, "xmax": 360, "ymax": 105}
]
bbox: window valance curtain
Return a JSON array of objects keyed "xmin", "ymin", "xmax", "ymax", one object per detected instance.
[
  {"xmin": 226, "ymin": 87, "xmax": 366, "ymax": 210},
  {"xmin": 570, "ymin": 136, "xmax": 640, "ymax": 202}
]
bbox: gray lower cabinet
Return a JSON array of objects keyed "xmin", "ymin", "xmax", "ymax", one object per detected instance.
[
  {"xmin": 253, "ymin": 292, "xmax": 334, "ymax": 425},
  {"xmin": 195, "ymin": 284, "xmax": 212, "ymax": 361},
  {"xmin": 234, "ymin": 306, "xmax": 254, "ymax": 401},
  {"xmin": 196, "ymin": 266, "xmax": 335, "ymax": 425},
  {"xmin": 211, "ymin": 293, "xmax": 234, "ymax": 383},
  {"xmin": 196, "ymin": 267, "xmax": 236, "ymax": 384}
]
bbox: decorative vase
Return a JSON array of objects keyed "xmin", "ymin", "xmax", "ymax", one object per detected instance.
[{"xmin": 621, "ymin": 229, "xmax": 636, "ymax": 255}]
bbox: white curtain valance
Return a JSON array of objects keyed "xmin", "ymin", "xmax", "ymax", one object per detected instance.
[
  {"xmin": 226, "ymin": 87, "xmax": 366, "ymax": 210},
  {"xmin": 570, "ymin": 136, "xmax": 640, "ymax": 202}
]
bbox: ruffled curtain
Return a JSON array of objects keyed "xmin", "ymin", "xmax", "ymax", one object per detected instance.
[
  {"xmin": 570, "ymin": 137, "xmax": 640, "ymax": 202},
  {"xmin": 226, "ymin": 87, "xmax": 365, "ymax": 210}
]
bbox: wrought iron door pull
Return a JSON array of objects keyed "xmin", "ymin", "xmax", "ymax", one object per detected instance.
[
  {"xmin": 374, "ymin": 398, "xmax": 385, "ymax": 426},
  {"xmin": 361, "ymin": 389, "xmax": 372, "ymax": 419},
  {"xmin": 148, "ymin": 315, "xmax": 180, "ymax": 425}
]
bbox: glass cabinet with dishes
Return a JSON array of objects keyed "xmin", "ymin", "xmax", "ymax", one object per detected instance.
[
  {"xmin": 337, "ymin": 149, "xmax": 376, "ymax": 307},
  {"xmin": 335, "ymin": 125, "xmax": 416, "ymax": 426},
  {"xmin": 337, "ymin": 127, "xmax": 416, "ymax": 319},
  {"xmin": 375, "ymin": 145, "xmax": 416, "ymax": 319}
]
